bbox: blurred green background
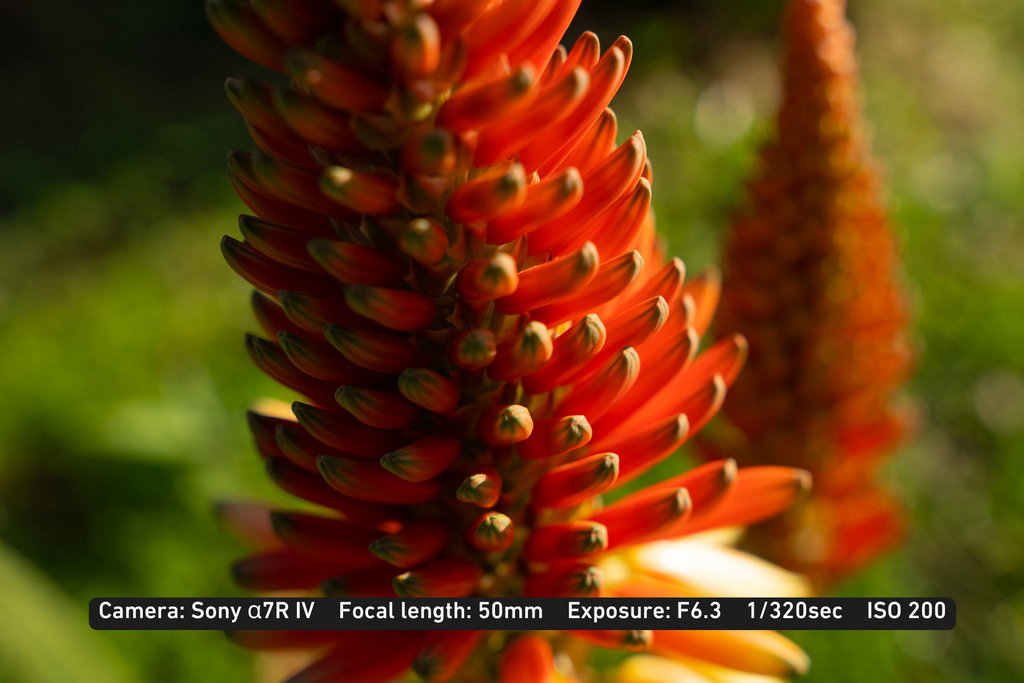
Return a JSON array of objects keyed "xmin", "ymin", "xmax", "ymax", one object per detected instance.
[{"xmin": 1, "ymin": 0, "xmax": 1022, "ymax": 681}]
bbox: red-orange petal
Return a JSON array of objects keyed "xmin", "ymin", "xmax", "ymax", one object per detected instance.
[
  {"xmin": 477, "ymin": 404, "xmax": 534, "ymax": 444},
  {"xmin": 495, "ymin": 242, "xmax": 599, "ymax": 315},
  {"xmin": 531, "ymin": 452, "xmax": 619, "ymax": 509},
  {"xmin": 486, "ymin": 167, "xmax": 584, "ymax": 245},
  {"xmin": 369, "ymin": 519, "xmax": 452, "ymax": 568},
  {"xmin": 488, "ymin": 321, "xmax": 553, "ymax": 381},
  {"xmin": 446, "ymin": 164, "xmax": 528, "ymax": 224},
  {"xmin": 522, "ymin": 521, "xmax": 608, "ymax": 562},
  {"xmin": 516, "ymin": 415, "xmax": 592, "ymax": 460},
  {"xmin": 380, "ymin": 435, "xmax": 461, "ymax": 482}
]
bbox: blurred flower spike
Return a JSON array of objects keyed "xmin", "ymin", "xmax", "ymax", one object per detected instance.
[
  {"xmin": 711, "ymin": 0, "xmax": 917, "ymax": 589},
  {"xmin": 211, "ymin": 0, "xmax": 812, "ymax": 680}
]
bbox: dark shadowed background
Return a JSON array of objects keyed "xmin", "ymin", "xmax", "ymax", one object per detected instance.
[{"xmin": 1, "ymin": 0, "xmax": 1023, "ymax": 681}]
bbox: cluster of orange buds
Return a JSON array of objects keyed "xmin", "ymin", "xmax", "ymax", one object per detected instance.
[
  {"xmin": 210, "ymin": 0, "xmax": 813, "ymax": 680},
  {"xmin": 710, "ymin": 0, "xmax": 916, "ymax": 588}
]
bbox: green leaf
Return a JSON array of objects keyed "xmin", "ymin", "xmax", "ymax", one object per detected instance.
[{"xmin": 0, "ymin": 543, "xmax": 136, "ymax": 683}]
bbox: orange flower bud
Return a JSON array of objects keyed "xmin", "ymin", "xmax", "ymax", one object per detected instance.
[
  {"xmin": 381, "ymin": 435, "xmax": 462, "ymax": 482},
  {"xmin": 278, "ymin": 331, "xmax": 389, "ymax": 385},
  {"xmin": 436, "ymin": 65, "xmax": 538, "ymax": 132},
  {"xmin": 398, "ymin": 368, "xmax": 461, "ymax": 413},
  {"xmin": 541, "ymin": 45, "xmax": 567, "ymax": 84},
  {"xmin": 429, "ymin": 0, "xmax": 490, "ymax": 37},
  {"xmin": 370, "ymin": 519, "xmax": 452, "ymax": 568},
  {"xmin": 391, "ymin": 13, "xmax": 441, "ymax": 81},
  {"xmin": 319, "ymin": 166, "xmax": 401, "ymax": 215},
  {"xmin": 532, "ymin": 451, "xmax": 619, "ymax": 509},
  {"xmin": 207, "ymin": 0, "xmax": 288, "ymax": 72},
  {"xmin": 249, "ymin": 149, "xmax": 341, "ymax": 215},
  {"xmin": 560, "ymin": 31, "xmax": 602, "ymax": 75},
  {"xmin": 247, "ymin": 409, "xmax": 291, "ymax": 458},
  {"xmin": 531, "ymin": 250, "xmax": 642, "ymax": 326},
  {"xmin": 265, "ymin": 455, "xmax": 403, "ymax": 526},
  {"xmin": 620, "ymin": 256, "xmax": 684, "ymax": 311},
  {"xmin": 462, "ymin": 0, "xmax": 555, "ymax": 77},
  {"xmin": 318, "ymin": 454, "xmax": 441, "ymax": 504},
  {"xmin": 564, "ymin": 295, "xmax": 668, "ymax": 383},
  {"xmin": 393, "ymin": 558, "xmax": 483, "ymax": 597},
  {"xmin": 228, "ymin": 155, "xmax": 335, "ymax": 234},
  {"xmin": 495, "ymin": 242, "xmax": 599, "ymax": 315},
  {"xmin": 446, "ymin": 163, "xmax": 528, "ymax": 224},
  {"xmin": 522, "ymin": 521, "xmax": 607, "ymax": 562},
  {"xmin": 520, "ymin": 43, "xmax": 629, "ymax": 174},
  {"xmin": 270, "ymin": 511, "xmax": 383, "ymax": 565},
  {"xmin": 593, "ymin": 487, "xmax": 692, "ymax": 550},
  {"xmin": 530, "ymin": 132, "xmax": 646, "ymax": 256},
  {"xmin": 488, "ymin": 321, "xmax": 553, "ymax": 381},
  {"xmin": 344, "ymin": 283, "xmax": 438, "ymax": 331},
  {"xmin": 486, "ymin": 167, "xmax": 584, "ymax": 245},
  {"xmin": 475, "ymin": 66, "xmax": 590, "ymax": 167},
  {"xmin": 239, "ymin": 215, "xmax": 320, "ymax": 270},
  {"xmin": 467, "ymin": 512, "xmax": 515, "ymax": 552},
  {"xmin": 292, "ymin": 400, "xmax": 406, "ymax": 456},
  {"xmin": 275, "ymin": 421, "xmax": 349, "ymax": 471},
  {"xmin": 521, "ymin": 313, "xmax": 606, "ymax": 394},
  {"xmin": 477, "ymin": 404, "xmax": 534, "ymax": 444},
  {"xmin": 224, "ymin": 77, "xmax": 293, "ymax": 141},
  {"xmin": 272, "ymin": 86, "xmax": 366, "ymax": 155},
  {"xmin": 506, "ymin": 0, "xmax": 583, "ymax": 72},
  {"xmin": 455, "ymin": 252, "xmax": 520, "ymax": 300},
  {"xmin": 595, "ymin": 414, "xmax": 690, "ymax": 486},
  {"xmin": 283, "ymin": 46, "xmax": 388, "ymax": 112},
  {"xmin": 449, "ymin": 329, "xmax": 497, "ymax": 368},
  {"xmin": 609, "ymin": 345, "xmax": 741, "ymax": 441},
  {"xmin": 245, "ymin": 334, "xmax": 338, "ymax": 406},
  {"xmin": 642, "ymin": 156, "xmax": 653, "ymax": 184},
  {"xmin": 278, "ymin": 290, "xmax": 388, "ymax": 334},
  {"xmin": 221, "ymin": 235, "xmax": 337, "ymax": 296},
  {"xmin": 595, "ymin": 327, "xmax": 699, "ymax": 435},
  {"xmin": 657, "ymin": 458, "xmax": 737, "ymax": 506},
  {"xmin": 400, "ymin": 217, "xmax": 450, "ymax": 265},
  {"xmin": 247, "ymin": 118, "xmax": 317, "ymax": 167},
  {"xmin": 455, "ymin": 468, "xmax": 503, "ymax": 508},
  {"xmin": 554, "ymin": 347, "xmax": 640, "ymax": 423},
  {"xmin": 306, "ymin": 239, "xmax": 407, "ymax": 285},
  {"xmin": 251, "ymin": 291, "xmax": 307, "ymax": 340},
  {"xmin": 525, "ymin": 561, "xmax": 603, "ymax": 597},
  {"xmin": 590, "ymin": 178, "xmax": 653, "ymax": 259},
  {"xmin": 336, "ymin": 385, "xmax": 423, "ymax": 430},
  {"xmin": 558, "ymin": 107, "xmax": 617, "ymax": 176},
  {"xmin": 683, "ymin": 466, "xmax": 812, "ymax": 536},
  {"xmin": 516, "ymin": 415, "xmax": 592, "ymax": 460},
  {"xmin": 402, "ymin": 130, "xmax": 457, "ymax": 177},
  {"xmin": 324, "ymin": 324, "xmax": 428, "ymax": 374}
]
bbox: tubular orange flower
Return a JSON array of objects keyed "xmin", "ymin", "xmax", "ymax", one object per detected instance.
[
  {"xmin": 709, "ymin": 0, "xmax": 915, "ymax": 589},
  {"xmin": 212, "ymin": 0, "xmax": 812, "ymax": 680}
]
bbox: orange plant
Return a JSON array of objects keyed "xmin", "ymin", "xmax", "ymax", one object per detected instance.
[
  {"xmin": 712, "ymin": 0, "xmax": 916, "ymax": 588},
  {"xmin": 210, "ymin": 0, "xmax": 814, "ymax": 679}
]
